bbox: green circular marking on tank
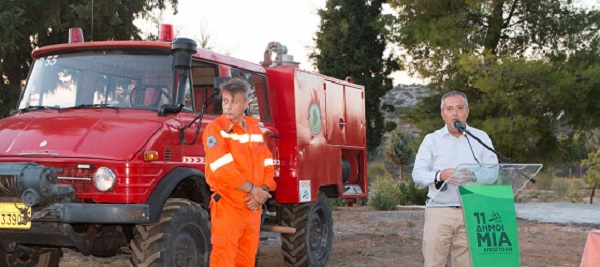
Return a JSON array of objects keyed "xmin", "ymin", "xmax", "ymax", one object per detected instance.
[{"xmin": 309, "ymin": 102, "xmax": 321, "ymax": 135}]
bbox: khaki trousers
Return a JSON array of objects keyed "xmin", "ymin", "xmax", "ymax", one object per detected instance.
[{"xmin": 423, "ymin": 207, "xmax": 471, "ymax": 267}]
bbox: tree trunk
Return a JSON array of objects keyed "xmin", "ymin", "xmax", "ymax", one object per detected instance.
[
  {"xmin": 398, "ymin": 164, "xmax": 403, "ymax": 180},
  {"xmin": 483, "ymin": 0, "xmax": 506, "ymax": 54},
  {"xmin": 590, "ymin": 184, "xmax": 597, "ymax": 204}
]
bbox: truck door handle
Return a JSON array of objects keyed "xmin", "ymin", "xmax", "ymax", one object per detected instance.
[{"xmin": 339, "ymin": 118, "xmax": 346, "ymax": 127}]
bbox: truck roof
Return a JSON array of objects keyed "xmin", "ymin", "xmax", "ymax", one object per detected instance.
[{"xmin": 32, "ymin": 40, "xmax": 267, "ymax": 74}]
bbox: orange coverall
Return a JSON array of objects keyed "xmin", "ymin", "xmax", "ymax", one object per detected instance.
[{"xmin": 202, "ymin": 114, "xmax": 276, "ymax": 267}]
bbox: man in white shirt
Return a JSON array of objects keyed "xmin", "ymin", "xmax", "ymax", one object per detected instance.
[{"xmin": 412, "ymin": 91, "xmax": 498, "ymax": 267}]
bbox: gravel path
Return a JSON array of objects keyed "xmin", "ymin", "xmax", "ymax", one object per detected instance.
[{"xmin": 516, "ymin": 203, "xmax": 600, "ymax": 225}]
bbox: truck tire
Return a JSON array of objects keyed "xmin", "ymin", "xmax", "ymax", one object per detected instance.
[
  {"xmin": 281, "ymin": 192, "xmax": 333, "ymax": 267},
  {"xmin": 0, "ymin": 246, "xmax": 62, "ymax": 267},
  {"xmin": 130, "ymin": 198, "xmax": 210, "ymax": 267}
]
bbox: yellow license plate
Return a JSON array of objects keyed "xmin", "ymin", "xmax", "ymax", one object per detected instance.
[{"xmin": 0, "ymin": 202, "xmax": 31, "ymax": 230}]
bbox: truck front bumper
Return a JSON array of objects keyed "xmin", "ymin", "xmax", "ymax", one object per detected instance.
[
  {"xmin": 41, "ymin": 202, "xmax": 150, "ymax": 224},
  {"xmin": 0, "ymin": 202, "xmax": 149, "ymax": 254}
]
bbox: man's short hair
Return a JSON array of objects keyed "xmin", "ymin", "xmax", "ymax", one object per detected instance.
[
  {"xmin": 440, "ymin": 91, "xmax": 469, "ymax": 109},
  {"xmin": 220, "ymin": 78, "xmax": 251, "ymax": 100}
]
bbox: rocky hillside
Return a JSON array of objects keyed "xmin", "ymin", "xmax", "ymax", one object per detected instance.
[
  {"xmin": 380, "ymin": 83, "xmax": 429, "ymax": 134},
  {"xmin": 370, "ymin": 84, "xmax": 429, "ymax": 178},
  {"xmin": 383, "ymin": 84, "xmax": 429, "ymax": 118}
]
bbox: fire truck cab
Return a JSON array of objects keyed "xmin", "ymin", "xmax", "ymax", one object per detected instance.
[{"xmin": 0, "ymin": 27, "xmax": 367, "ymax": 266}]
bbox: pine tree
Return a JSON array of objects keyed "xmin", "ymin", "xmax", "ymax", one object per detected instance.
[
  {"xmin": 390, "ymin": 0, "xmax": 600, "ymax": 163},
  {"xmin": 311, "ymin": 0, "xmax": 400, "ymax": 152},
  {"xmin": 0, "ymin": 0, "xmax": 178, "ymax": 118},
  {"xmin": 384, "ymin": 128, "xmax": 415, "ymax": 180}
]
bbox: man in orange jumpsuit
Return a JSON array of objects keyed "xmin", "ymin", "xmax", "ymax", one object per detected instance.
[{"xmin": 202, "ymin": 78, "xmax": 276, "ymax": 267}]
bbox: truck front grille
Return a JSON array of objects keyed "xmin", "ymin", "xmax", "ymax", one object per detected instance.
[
  {"xmin": 58, "ymin": 178, "xmax": 92, "ymax": 193},
  {"xmin": 57, "ymin": 167, "xmax": 93, "ymax": 193}
]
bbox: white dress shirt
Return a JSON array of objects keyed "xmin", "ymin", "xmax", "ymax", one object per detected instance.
[{"xmin": 412, "ymin": 124, "xmax": 499, "ymax": 206}]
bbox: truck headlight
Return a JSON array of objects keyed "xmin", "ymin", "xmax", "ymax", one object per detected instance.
[{"xmin": 93, "ymin": 167, "xmax": 116, "ymax": 192}]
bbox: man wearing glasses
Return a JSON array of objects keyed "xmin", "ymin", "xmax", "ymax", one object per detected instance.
[{"xmin": 412, "ymin": 91, "xmax": 498, "ymax": 267}]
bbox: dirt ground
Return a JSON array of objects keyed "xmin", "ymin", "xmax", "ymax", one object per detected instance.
[{"xmin": 59, "ymin": 206, "xmax": 594, "ymax": 267}]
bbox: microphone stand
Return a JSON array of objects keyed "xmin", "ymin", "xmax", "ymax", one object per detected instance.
[{"xmin": 461, "ymin": 129, "xmax": 536, "ymax": 184}]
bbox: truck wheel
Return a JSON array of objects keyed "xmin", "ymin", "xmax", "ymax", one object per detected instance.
[
  {"xmin": 0, "ymin": 246, "xmax": 62, "ymax": 267},
  {"xmin": 281, "ymin": 192, "xmax": 333, "ymax": 267},
  {"xmin": 130, "ymin": 198, "xmax": 210, "ymax": 267}
]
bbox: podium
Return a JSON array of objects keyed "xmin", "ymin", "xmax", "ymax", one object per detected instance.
[
  {"xmin": 581, "ymin": 231, "xmax": 600, "ymax": 267},
  {"xmin": 447, "ymin": 163, "xmax": 543, "ymax": 267}
]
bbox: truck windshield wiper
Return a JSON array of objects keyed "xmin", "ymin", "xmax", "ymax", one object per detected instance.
[
  {"xmin": 70, "ymin": 104, "xmax": 119, "ymax": 110},
  {"xmin": 19, "ymin": 105, "xmax": 61, "ymax": 113}
]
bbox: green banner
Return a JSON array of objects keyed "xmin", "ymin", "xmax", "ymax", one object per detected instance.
[{"xmin": 459, "ymin": 185, "xmax": 520, "ymax": 267}]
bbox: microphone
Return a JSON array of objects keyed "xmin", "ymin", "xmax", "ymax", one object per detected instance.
[
  {"xmin": 454, "ymin": 120, "xmax": 467, "ymax": 135},
  {"xmin": 453, "ymin": 120, "xmax": 536, "ymax": 184}
]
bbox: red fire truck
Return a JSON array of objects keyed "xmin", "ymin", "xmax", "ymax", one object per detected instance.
[{"xmin": 0, "ymin": 26, "xmax": 368, "ymax": 266}]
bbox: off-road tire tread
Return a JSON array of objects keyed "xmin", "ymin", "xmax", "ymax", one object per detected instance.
[
  {"xmin": 130, "ymin": 198, "xmax": 210, "ymax": 267},
  {"xmin": 281, "ymin": 203, "xmax": 310, "ymax": 266},
  {"xmin": 280, "ymin": 192, "xmax": 333, "ymax": 267}
]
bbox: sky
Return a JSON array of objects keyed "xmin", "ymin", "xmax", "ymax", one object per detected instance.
[
  {"xmin": 136, "ymin": 0, "xmax": 425, "ymax": 85},
  {"xmin": 136, "ymin": 0, "xmax": 600, "ymax": 86}
]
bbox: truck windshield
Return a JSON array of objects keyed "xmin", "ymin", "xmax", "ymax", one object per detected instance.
[{"xmin": 19, "ymin": 50, "xmax": 174, "ymax": 111}]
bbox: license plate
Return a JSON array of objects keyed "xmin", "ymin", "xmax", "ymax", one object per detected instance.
[{"xmin": 0, "ymin": 202, "xmax": 31, "ymax": 230}]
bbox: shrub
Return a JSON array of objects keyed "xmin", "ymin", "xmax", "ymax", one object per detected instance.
[
  {"xmin": 567, "ymin": 179, "xmax": 585, "ymax": 204},
  {"xmin": 329, "ymin": 198, "xmax": 347, "ymax": 209},
  {"xmin": 367, "ymin": 163, "xmax": 392, "ymax": 185},
  {"xmin": 369, "ymin": 176, "xmax": 399, "ymax": 211},
  {"xmin": 534, "ymin": 171, "xmax": 553, "ymax": 190},
  {"xmin": 551, "ymin": 178, "xmax": 571, "ymax": 199},
  {"xmin": 397, "ymin": 179, "xmax": 428, "ymax": 205},
  {"xmin": 384, "ymin": 121, "xmax": 397, "ymax": 132}
]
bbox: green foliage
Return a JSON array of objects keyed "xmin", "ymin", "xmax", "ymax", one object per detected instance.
[
  {"xmin": 556, "ymin": 133, "xmax": 589, "ymax": 171},
  {"xmin": 515, "ymin": 188, "xmax": 557, "ymax": 203},
  {"xmin": 369, "ymin": 176, "xmax": 398, "ymax": 211},
  {"xmin": 550, "ymin": 178, "xmax": 570, "ymax": 199},
  {"xmin": 581, "ymin": 147, "xmax": 600, "ymax": 203},
  {"xmin": 0, "ymin": 84, "xmax": 20, "ymax": 117},
  {"xmin": 566, "ymin": 179, "xmax": 585, "ymax": 204},
  {"xmin": 329, "ymin": 198, "xmax": 348, "ymax": 209},
  {"xmin": 0, "ymin": 0, "xmax": 178, "ymax": 118},
  {"xmin": 576, "ymin": 129, "xmax": 600, "ymax": 153},
  {"xmin": 384, "ymin": 121, "xmax": 398, "ymax": 132},
  {"xmin": 533, "ymin": 171, "xmax": 554, "ymax": 191},
  {"xmin": 397, "ymin": 179, "xmax": 427, "ymax": 206},
  {"xmin": 390, "ymin": 0, "xmax": 600, "ymax": 164},
  {"xmin": 384, "ymin": 128, "xmax": 415, "ymax": 179},
  {"xmin": 459, "ymin": 56, "xmax": 560, "ymax": 162},
  {"xmin": 329, "ymin": 197, "xmax": 367, "ymax": 208},
  {"xmin": 311, "ymin": 0, "xmax": 401, "ymax": 152},
  {"xmin": 381, "ymin": 103, "xmax": 395, "ymax": 113},
  {"xmin": 367, "ymin": 163, "xmax": 392, "ymax": 185},
  {"xmin": 530, "ymin": 191, "xmax": 539, "ymax": 199},
  {"xmin": 366, "ymin": 163, "xmax": 425, "ymax": 209}
]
